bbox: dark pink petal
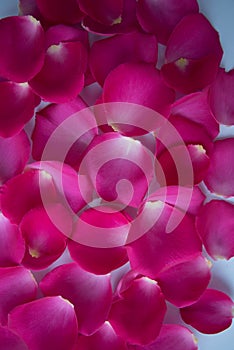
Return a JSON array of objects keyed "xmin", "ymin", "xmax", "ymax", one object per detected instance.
[
  {"xmin": 79, "ymin": 0, "xmax": 123, "ymax": 25},
  {"xmin": 128, "ymin": 324, "xmax": 198, "ymax": 350},
  {"xmin": 29, "ymin": 41, "xmax": 87, "ymax": 103},
  {"xmin": 90, "ymin": 32, "xmax": 157, "ymax": 86},
  {"xmin": 75, "ymin": 322, "xmax": 127, "ymax": 350},
  {"xmin": 136, "ymin": 0, "xmax": 199, "ymax": 45},
  {"xmin": 18, "ymin": 0, "xmax": 41, "ymax": 19},
  {"xmin": 103, "ymin": 63, "xmax": 175, "ymax": 117},
  {"xmin": 45, "ymin": 24, "xmax": 89, "ymax": 49},
  {"xmin": 36, "ymin": 0, "xmax": 84, "ymax": 24},
  {"xmin": 8, "ymin": 296, "xmax": 78, "ymax": 350},
  {"xmin": 208, "ymin": 68, "xmax": 234, "ymax": 125},
  {"xmin": 20, "ymin": 204, "xmax": 69, "ymax": 270},
  {"xmin": 0, "ymin": 81, "xmax": 36, "ymax": 137},
  {"xmin": 0, "ymin": 15, "xmax": 45, "ymax": 82},
  {"xmin": 109, "ymin": 276, "xmax": 166, "ymax": 345},
  {"xmin": 162, "ymin": 14, "xmax": 223, "ymax": 93},
  {"xmin": 0, "ymin": 326, "xmax": 29, "ymax": 350},
  {"xmin": 204, "ymin": 138, "xmax": 234, "ymax": 196},
  {"xmin": 0, "ymin": 213, "xmax": 25, "ymax": 267},
  {"xmin": 40, "ymin": 262, "xmax": 112, "ymax": 335},
  {"xmin": 0, "ymin": 266, "xmax": 37, "ymax": 325},
  {"xmin": 0, "ymin": 131, "xmax": 30, "ymax": 185},
  {"xmin": 127, "ymin": 203, "xmax": 202, "ymax": 278},
  {"xmin": 157, "ymin": 254, "xmax": 211, "ymax": 307},
  {"xmin": 1, "ymin": 168, "xmax": 57, "ymax": 224},
  {"xmin": 196, "ymin": 200, "xmax": 234, "ymax": 260},
  {"xmin": 180, "ymin": 289, "xmax": 234, "ymax": 334}
]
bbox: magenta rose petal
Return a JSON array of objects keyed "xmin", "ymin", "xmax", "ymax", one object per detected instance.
[
  {"xmin": 180, "ymin": 289, "xmax": 234, "ymax": 334},
  {"xmin": 40, "ymin": 262, "xmax": 112, "ymax": 335},
  {"xmin": 109, "ymin": 275, "xmax": 166, "ymax": 345},
  {"xmin": 157, "ymin": 254, "xmax": 211, "ymax": 307},
  {"xmin": 45, "ymin": 24, "xmax": 89, "ymax": 49},
  {"xmin": 204, "ymin": 138, "xmax": 234, "ymax": 197},
  {"xmin": 208, "ymin": 68, "xmax": 234, "ymax": 125},
  {"xmin": 0, "ymin": 213, "xmax": 25, "ymax": 267},
  {"xmin": 0, "ymin": 81, "xmax": 36, "ymax": 137},
  {"xmin": 196, "ymin": 200, "xmax": 234, "ymax": 260},
  {"xmin": 0, "ymin": 326, "xmax": 29, "ymax": 350},
  {"xmin": 90, "ymin": 32, "xmax": 157, "ymax": 86},
  {"xmin": 0, "ymin": 15, "xmax": 45, "ymax": 83},
  {"xmin": 136, "ymin": 0, "xmax": 199, "ymax": 45},
  {"xmin": 0, "ymin": 266, "xmax": 37, "ymax": 325},
  {"xmin": 162, "ymin": 13, "xmax": 223, "ymax": 93},
  {"xmin": 79, "ymin": 0, "xmax": 123, "ymax": 25},
  {"xmin": 29, "ymin": 41, "xmax": 87, "ymax": 103},
  {"xmin": 0, "ymin": 131, "xmax": 30, "ymax": 185},
  {"xmin": 8, "ymin": 296, "xmax": 78, "ymax": 350}
]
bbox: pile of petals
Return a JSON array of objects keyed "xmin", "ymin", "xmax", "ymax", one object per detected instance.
[{"xmin": 0, "ymin": 1, "xmax": 234, "ymax": 350}]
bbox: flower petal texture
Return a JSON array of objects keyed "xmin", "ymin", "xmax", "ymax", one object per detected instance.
[{"xmin": 0, "ymin": 326, "xmax": 29, "ymax": 350}]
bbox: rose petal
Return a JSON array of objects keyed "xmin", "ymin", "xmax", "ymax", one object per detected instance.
[
  {"xmin": 18, "ymin": 0, "xmax": 41, "ymax": 19},
  {"xmin": 29, "ymin": 41, "xmax": 87, "ymax": 103},
  {"xmin": 180, "ymin": 289, "xmax": 234, "ymax": 334},
  {"xmin": 0, "ymin": 131, "xmax": 30, "ymax": 185},
  {"xmin": 40, "ymin": 262, "xmax": 112, "ymax": 335},
  {"xmin": 8, "ymin": 296, "xmax": 78, "ymax": 350},
  {"xmin": 0, "ymin": 15, "xmax": 45, "ymax": 82},
  {"xmin": 204, "ymin": 138, "xmax": 234, "ymax": 197},
  {"xmin": 196, "ymin": 200, "xmax": 234, "ymax": 260},
  {"xmin": 90, "ymin": 32, "xmax": 157, "ymax": 86},
  {"xmin": 0, "ymin": 266, "xmax": 37, "ymax": 325},
  {"xmin": 0, "ymin": 81, "xmax": 36, "ymax": 137},
  {"xmin": 136, "ymin": 0, "xmax": 199, "ymax": 45},
  {"xmin": 0, "ymin": 326, "xmax": 29, "ymax": 350},
  {"xmin": 162, "ymin": 14, "xmax": 223, "ymax": 92},
  {"xmin": 45, "ymin": 24, "xmax": 89, "ymax": 49},
  {"xmin": 109, "ymin": 276, "xmax": 166, "ymax": 345},
  {"xmin": 79, "ymin": 0, "xmax": 123, "ymax": 25}
]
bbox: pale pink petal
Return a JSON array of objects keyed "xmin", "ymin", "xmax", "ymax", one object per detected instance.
[
  {"xmin": 0, "ymin": 266, "xmax": 37, "ymax": 325},
  {"xmin": 0, "ymin": 212, "xmax": 25, "ymax": 267},
  {"xmin": 79, "ymin": 0, "xmax": 123, "ymax": 25},
  {"xmin": 0, "ymin": 131, "xmax": 30, "ymax": 185},
  {"xmin": 204, "ymin": 138, "xmax": 234, "ymax": 197},
  {"xmin": 8, "ymin": 296, "xmax": 78, "ymax": 350},
  {"xmin": 162, "ymin": 14, "xmax": 223, "ymax": 92},
  {"xmin": 45, "ymin": 24, "xmax": 89, "ymax": 49},
  {"xmin": 29, "ymin": 41, "xmax": 87, "ymax": 103},
  {"xmin": 196, "ymin": 200, "xmax": 234, "ymax": 260},
  {"xmin": 0, "ymin": 15, "xmax": 45, "ymax": 82},
  {"xmin": 180, "ymin": 289, "xmax": 234, "ymax": 334},
  {"xmin": 40, "ymin": 262, "xmax": 112, "ymax": 335},
  {"xmin": 90, "ymin": 32, "xmax": 157, "ymax": 86},
  {"xmin": 136, "ymin": 0, "xmax": 199, "ymax": 45},
  {"xmin": 109, "ymin": 276, "xmax": 166, "ymax": 345},
  {"xmin": 0, "ymin": 326, "xmax": 29, "ymax": 350},
  {"xmin": 0, "ymin": 81, "xmax": 36, "ymax": 137}
]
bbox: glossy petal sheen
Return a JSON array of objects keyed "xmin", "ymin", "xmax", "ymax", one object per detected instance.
[
  {"xmin": 36, "ymin": 0, "xmax": 83, "ymax": 24},
  {"xmin": 180, "ymin": 289, "xmax": 234, "ymax": 334},
  {"xmin": 29, "ymin": 41, "xmax": 87, "ymax": 103},
  {"xmin": 109, "ymin": 276, "xmax": 166, "ymax": 345},
  {"xmin": 0, "ymin": 326, "xmax": 29, "ymax": 350},
  {"xmin": 0, "ymin": 15, "xmax": 45, "ymax": 82},
  {"xmin": 0, "ymin": 266, "xmax": 37, "ymax": 325},
  {"xmin": 79, "ymin": 0, "xmax": 123, "ymax": 25},
  {"xmin": 40, "ymin": 263, "xmax": 112, "ymax": 335},
  {"xmin": 204, "ymin": 138, "xmax": 234, "ymax": 196},
  {"xmin": 196, "ymin": 200, "xmax": 234, "ymax": 260},
  {"xmin": 8, "ymin": 296, "xmax": 78, "ymax": 350}
]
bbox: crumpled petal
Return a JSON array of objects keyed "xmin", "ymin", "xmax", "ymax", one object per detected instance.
[
  {"xmin": 8, "ymin": 296, "xmax": 78, "ymax": 350},
  {"xmin": 79, "ymin": 0, "xmax": 123, "ymax": 25},
  {"xmin": 0, "ymin": 81, "xmax": 36, "ymax": 137},
  {"xmin": 136, "ymin": 0, "xmax": 199, "ymax": 45},
  {"xmin": 0, "ymin": 212, "xmax": 25, "ymax": 267},
  {"xmin": 0, "ymin": 326, "xmax": 29, "ymax": 350},
  {"xmin": 20, "ymin": 204, "xmax": 70, "ymax": 270},
  {"xmin": 29, "ymin": 41, "xmax": 87, "ymax": 103},
  {"xmin": 0, "ymin": 15, "xmax": 45, "ymax": 83},
  {"xmin": 208, "ymin": 68, "xmax": 234, "ymax": 125},
  {"xmin": 162, "ymin": 14, "xmax": 223, "ymax": 93},
  {"xmin": 156, "ymin": 254, "xmax": 211, "ymax": 307},
  {"xmin": 196, "ymin": 200, "xmax": 234, "ymax": 260},
  {"xmin": 204, "ymin": 138, "xmax": 234, "ymax": 197},
  {"xmin": 0, "ymin": 266, "xmax": 37, "ymax": 325},
  {"xmin": 45, "ymin": 24, "xmax": 89, "ymax": 49},
  {"xmin": 180, "ymin": 289, "xmax": 234, "ymax": 334},
  {"xmin": 40, "ymin": 262, "xmax": 112, "ymax": 335},
  {"xmin": 90, "ymin": 32, "xmax": 157, "ymax": 86},
  {"xmin": 0, "ymin": 131, "xmax": 30, "ymax": 185},
  {"xmin": 109, "ymin": 275, "xmax": 166, "ymax": 345}
]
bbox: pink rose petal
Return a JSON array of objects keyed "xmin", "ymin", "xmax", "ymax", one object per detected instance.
[
  {"xmin": 45, "ymin": 24, "xmax": 89, "ymax": 49},
  {"xmin": 79, "ymin": 0, "xmax": 123, "ymax": 25},
  {"xmin": 180, "ymin": 289, "xmax": 234, "ymax": 334},
  {"xmin": 0, "ymin": 326, "xmax": 29, "ymax": 350}
]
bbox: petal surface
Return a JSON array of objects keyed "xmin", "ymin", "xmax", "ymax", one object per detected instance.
[
  {"xmin": 45, "ymin": 24, "xmax": 89, "ymax": 49},
  {"xmin": 79, "ymin": 0, "xmax": 123, "ymax": 25},
  {"xmin": 0, "ymin": 326, "xmax": 29, "ymax": 350}
]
